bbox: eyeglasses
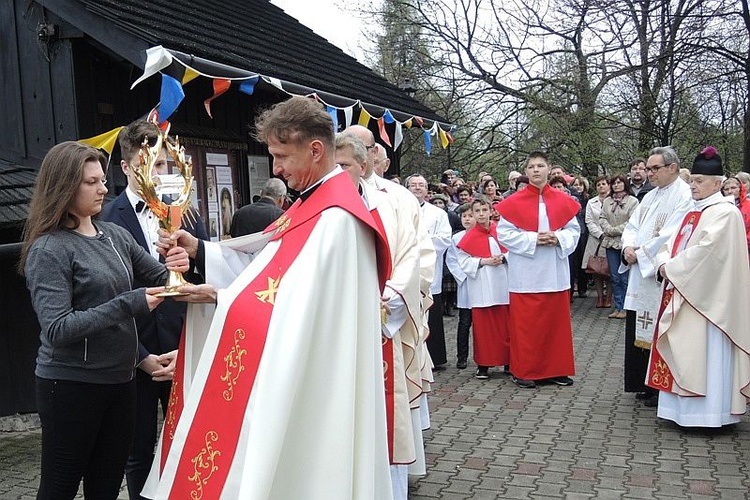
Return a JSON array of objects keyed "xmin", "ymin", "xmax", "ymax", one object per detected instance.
[
  {"xmin": 366, "ymin": 144, "xmax": 376, "ymax": 150},
  {"xmin": 645, "ymin": 163, "xmax": 670, "ymax": 173}
]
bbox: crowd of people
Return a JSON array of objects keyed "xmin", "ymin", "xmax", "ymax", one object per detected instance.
[{"xmin": 17, "ymin": 94, "xmax": 750, "ymax": 499}]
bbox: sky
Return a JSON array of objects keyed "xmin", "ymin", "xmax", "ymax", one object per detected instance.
[{"xmin": 269, "ymin": 0, "xmax": 373, "ymax": 63}]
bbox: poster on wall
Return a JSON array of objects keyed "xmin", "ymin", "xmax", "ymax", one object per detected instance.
[
  {"xmin": 205, "ymin": 153, "xmax": 233, "ymax": 240},
  {"xmin": 205, "ymin": 167, "xmax": 217, "ymax": 203},
  {"xmin": 208, "ymin": 215, "xmax": 219, "ymax": 240},
  {"xmin": 218, "ymin": 185, "xmax": 234, "ymax": 239},
  {"xmin": 248, "ymin": 155, "xmax": 270, "ymax": 201}
]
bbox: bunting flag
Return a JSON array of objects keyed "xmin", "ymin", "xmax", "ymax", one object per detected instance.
[
  {"xmin": 327, "ymin": 106, "xmax": 339, "ymax": 132},
  {"xmin": 393, "ymin": 123, "xmax": 404, "ymax": 151},
  {"xmin": 119, "ymin": 44, "xmax": 459, "ymax": 158},
  {"xmin": 181, "ymin": 66, "xmax": 200, "ymax": 85},
  {"xmin": 204, "ymin": 78, "xmax": 232, "ymax": 119},
  {"xmin": 439, "ymin": 127, "xmax": 449, "ymax": 149},
  {"xmin": 159, "ymin": 72, "xmax": 185, "ymax": 123},
  {"xmin": 358, "ymin": 107, "xmax": 371, "ymax": 127},
  {"xmin": 377, "ymin": 117, "xmax": 392, "ymax": 147},
  {"xmin": 239, "ymin": 76, "xmax": 259, "ymax": 96},
  {"xmin": 264, "ymin": 76, "xmax": 284, "ymax": 91},
  {"xmin": 131, "ymin": 46, "xmax": 173, "ymax": 90},
  {"xmin": 79, "ymin": 126, "xmax": 125, "ymax": 156},
  {"xmin": 146, "ymin": 108, "xmax": 170, "ymax": 131}
]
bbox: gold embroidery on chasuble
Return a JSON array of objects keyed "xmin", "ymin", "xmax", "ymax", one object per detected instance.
[
  {"xmin": 651, "ymin": 359, "xmax": 672, "ymax": 389},
  {"xmin": 220, "ymin": 329, "xmax": 247, "ymax": 402},
  {"xmin": 274, "ymin": 214, "xmax": 291, "ymax": 234},
  {"xmin": 255, "ymin": 276, "xmax": 281, "ymax": 305},
  {"xmin": 165, "ymin": 379, "xmax": 179, "ymax": 440},
  {"xmin": 188, "ymin": 430, "xmax": 221, "ymax": 500}
]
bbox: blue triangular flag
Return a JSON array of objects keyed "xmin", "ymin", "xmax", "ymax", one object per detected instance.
[
  {"xmin": 327, "ymin": 106, "xmax": 339, "ymax": 132},
  {"xmin": 423, "ymin": 129, "xmax": 432, "ymax": 156},
  {"xmin": 239, "ymin": 76, "xmax": 260, "ymax": 96},
  {"xmin": 159, "ymin": 73, "xmax": 185, "ymax": 122},
  {"xmin": 383, "ymin": 109, "xmax": 395, "ymax": 124}
]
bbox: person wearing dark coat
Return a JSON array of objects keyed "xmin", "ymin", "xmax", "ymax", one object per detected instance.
[
  {"xmin": 628, "ymin": 158, "xmax": 654, "ymax": 201},
  {"xmin": 99, "ymin": 120, "xmax": 208, "ymax": 500},
  {"xmin": 230, "ymin": 178, "xmax": 287, "ymax": 237}
]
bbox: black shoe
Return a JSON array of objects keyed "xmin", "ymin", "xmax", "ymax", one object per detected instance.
[
  {"xmin": 475, "ymin": 367, "xmax": 489, "ymax": 379},
  {"xmin": 456, "ymin": 359, "xmax": 468, "ymax": 369},
  {"xmin": 635, "ymin": 391, "xmax": 651, "ymax": 400},
  {"xmin": 643, "ymin": 395, "xmax": 658, "ymax": 407},
  {"xmin": 432, "ymin": 364, "xmax": 446, "ymax": 371},
  {"xmin": 511, "ymin": 375, "xmax": 536, "ymax": 388},
  {"xmin": 500, "ymin": 364, "xmax": 511, "ymax": 375},
  {"xmin": 549, "ymin": 376, "xmax": 574, "ymax": 386},
  {"xmin": 578, "ymin": 292, "xmax": 588, "ymax": 298}
]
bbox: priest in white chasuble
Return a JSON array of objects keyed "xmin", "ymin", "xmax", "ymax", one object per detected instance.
[
  {"xmin": 620, "ymin": 146, "xmax": 692, "ymax": 406},
  {"xmin": 342, "ymin": 125, "xmax": 436, "ymax": 480},
  {"xmin": 646, "ymin": 146, "xmax": 750, "ymax": 427},
  {"xmin": 143, "ymin": 97, "xmax": 393, "ymax": 500},
  {"xmin": 335, "ymin": 131, "xmax": 420, "ymax": 500}
]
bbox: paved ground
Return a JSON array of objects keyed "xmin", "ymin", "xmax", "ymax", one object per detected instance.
[{"xmin": 1, "ymin": 295, "xmax": 749, "ymax": 499}]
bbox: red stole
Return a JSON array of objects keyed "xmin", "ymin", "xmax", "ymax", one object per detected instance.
[
  {"xmin": 494, "ymin": 184, "xmax": 580, "ymax": 231},
  {"xmin": 368, "ymin": 204, "xmax": 396, "ymax": 463},
  {"xmin": 164, "ymin": 171, "xmax": 391, "ymax": 498},
  {"xmin": 646, "ymin": 211, "xmax": 702, "ymax": 393},
  {"xmin": 457, "ymin": 222, "xmax": 505, "ymax": 256}
]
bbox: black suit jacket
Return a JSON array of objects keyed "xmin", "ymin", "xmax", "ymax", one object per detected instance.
[
  {"xmin": 629, "ymin": 181, "xmax": 654, "ymax": 202},
  {"xmin": 99, "ymin": 191, "xmax": 209, "ymax": 362},
  {"xmin": 230, "ymin": 197, "xmax": 284, "ymax": 237}
]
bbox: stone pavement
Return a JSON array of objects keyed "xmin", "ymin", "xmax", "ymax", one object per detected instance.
[{"xmin": 1, "ymin": 296, "xmax": 749, "ymax": 499}]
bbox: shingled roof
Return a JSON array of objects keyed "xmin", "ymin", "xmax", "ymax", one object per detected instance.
[
  {"xmin": 0, "ymin": 163, "xmax": 36, "ymax": 229},
  {"xmin": 44, "ymin": 0, "xmax": 446, "ymax": 124}
]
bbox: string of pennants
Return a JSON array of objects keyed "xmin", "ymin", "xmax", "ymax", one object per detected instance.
[{"xmin": 80, "ymin": 45, "xmax": 454, "ymax": 156}]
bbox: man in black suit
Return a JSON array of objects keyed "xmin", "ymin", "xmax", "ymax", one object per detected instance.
[
  {"xmin": 628, "ymin": 157, "xmax": 654, "ymax": 201},
  {"xmin": 99, "ymin": 120, "xmax": 208, "ymax": 500},
  {"xmin": 230, "ymin": 177, "xmax": 286, "ymax": 237}
]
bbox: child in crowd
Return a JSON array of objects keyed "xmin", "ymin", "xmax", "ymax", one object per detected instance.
[
  {"xmin": 445, "ymin": 203, "xmax": 475, "ymax": 369},
  {"xmin": 456, "ymin": 197, "xmax": 511, "ymax": 379}
]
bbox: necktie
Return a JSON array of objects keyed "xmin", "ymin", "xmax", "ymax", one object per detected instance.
[{"xmin": 135, "ymin": 201, "xmax": 145, "ymax": 213}]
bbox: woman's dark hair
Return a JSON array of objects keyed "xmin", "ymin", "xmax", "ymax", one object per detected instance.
[{"xmin": 609, "ymin": 173, "xmax": 630, "ymax": 193}]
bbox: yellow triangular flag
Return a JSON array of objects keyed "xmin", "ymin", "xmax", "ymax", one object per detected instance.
[
  {"xmin": 182, "ymin": 66, "xmax": 200, "ymax": 85},
  {"xmin": 403, "ymin": 118, "xmax": 413, "ymax": 129},
  {"xmin": 79, "ymin": 126, "xmax": 125, "ymax": 155},
  {"xmin": 439, "ymin": 128, "xmax": 449, "ymax": 149},
  {"xmin": 358, "ymin": 107, "xmax": 371, "ymax": 127}
]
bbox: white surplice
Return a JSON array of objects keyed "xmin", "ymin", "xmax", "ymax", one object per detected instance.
[
  {"xmin": 455, "ymin": 233, "xmax": 510, "ymax": 308},
  {"xmin": 445, "ymin": 231, "xmax": 469, "ymax": 309},
  {"xmin": 497, "ymin": 201, "xmax": 580, "ymax": 293}
]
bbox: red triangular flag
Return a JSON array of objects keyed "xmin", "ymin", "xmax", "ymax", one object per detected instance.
[{"xmin": 204, "ymin": 79, "xmax": 232, "ymax": 119}]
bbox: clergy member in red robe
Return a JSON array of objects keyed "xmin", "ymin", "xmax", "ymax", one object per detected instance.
[
  {"xmin": 456, "ymin": 197, "xmax": 510, "ymax": 379},
  {"xmin": 496, "ymin": 151, "xmax": 581, "ymax": 389},
  {"xmin": 143, "ymin": 97, "xmax": 394, "ymax": 499}
]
